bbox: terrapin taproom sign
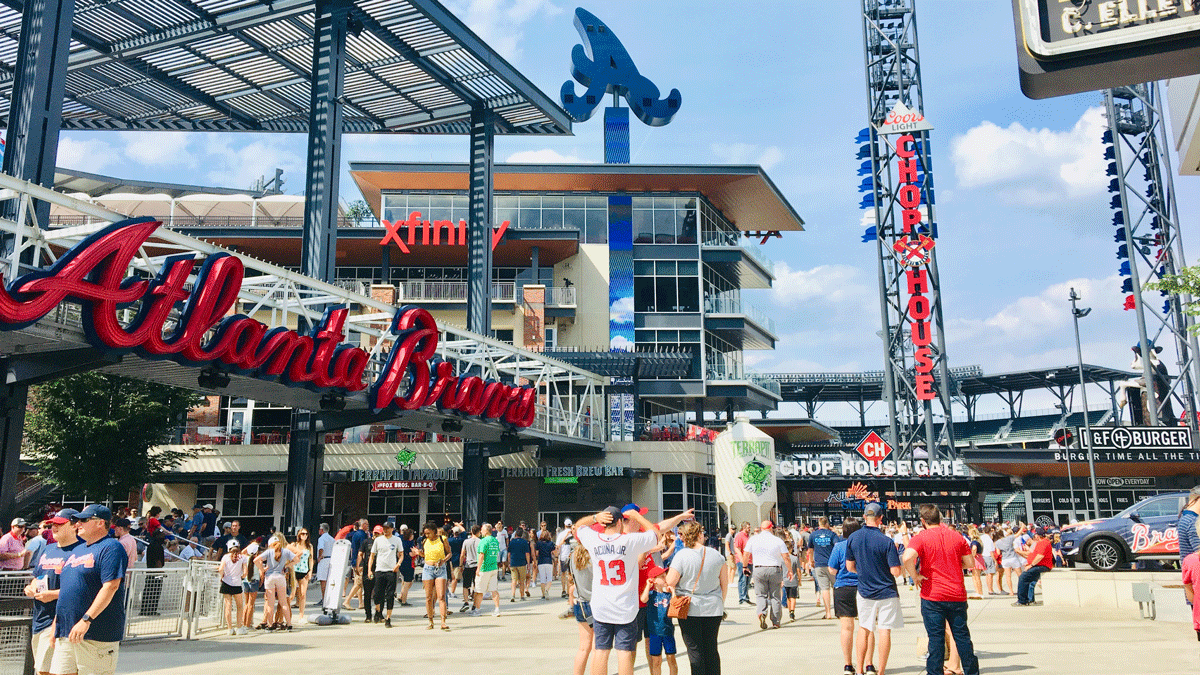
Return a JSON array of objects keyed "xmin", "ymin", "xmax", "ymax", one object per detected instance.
[{"xmin": 0, "ymin": 218, "xmax": 538, "ymax": 428}]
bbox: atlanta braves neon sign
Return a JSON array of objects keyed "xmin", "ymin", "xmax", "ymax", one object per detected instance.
[{"xmin": 0, "ymin": 218, "xmax": 537, "ymax": 428}]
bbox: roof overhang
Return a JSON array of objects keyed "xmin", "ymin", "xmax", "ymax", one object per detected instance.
[{"xmin": 349, "ymin": 162, "xmax": 805, "ymax": 233}]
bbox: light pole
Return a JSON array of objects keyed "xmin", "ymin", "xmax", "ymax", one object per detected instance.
[
  {"xmin": 1070, "ymin": 288, "xmax": 1102, "ymax": 521},
  {"xmin": 1054, "ymin": 404, "xmax": 1079, "ymax": 521}
]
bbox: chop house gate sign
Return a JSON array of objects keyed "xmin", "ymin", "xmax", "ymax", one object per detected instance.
[{"xmin": 0, "ymin": 218, "xmax": 539, "ymax": 427}]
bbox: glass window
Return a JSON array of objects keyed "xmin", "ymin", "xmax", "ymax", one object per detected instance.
[
  {"xmin": 585, "ymin": 210, "xmax": 607, "ymax": 243},
  {"xmin": 633, "ymin": 210, "xmax": 653, "ymax": 244},
  {"xmin": 634, "ymin": 261, "xmax": 654, "ymax": 275},
  {"xmin": 654, "ymin": 209, "xmax": 677, "ymax": 244},
  {"xmin": 677, "ymin": 261, "xmax": 698, "ymax": 276},
  {"xmin": 519, "ymin": 195, "xmax": 541, "ymax": 208},
  {"xmin": 1136, "ymin": 497, "xmax": 1180, "ymax": 518},
  {"xmin": 587, "ymin": 196, "xmax": 608, "ymax": 209},
  {"xmin": 542, "ymin": 208, "xmax": 563, "ymax": 229},
  {"xmin": 655, "ymin": 276, "xmax": 677, "ymax": 312},
  {"xmin": 656, "ymin": 261, "xmax": 675, "ymax": 275},
  {"xmin": 564, "ymin": 208, "xmax": 585, "ymax": 230},
  {"xmin": 565, "ymin": 196, "xmax": 587, "ymax": 209},
  {"xmin": 634, "ymin": 277, "xmax": 655, "ymax": 313},
  {"xmin": 677, "ymin": 277, "xmax": 700, "ymax": 312},
  {"xmin": 519, "ymin": 208, "xmax": 540, "ymax": 229},
  {"xmin": 541, "ymin": 195, "xmax": 564, "ymax": 209}
]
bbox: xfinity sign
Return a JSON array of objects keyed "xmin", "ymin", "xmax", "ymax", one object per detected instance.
[{"xmin": 1080, "ymin": 426, "xmax": 1194, "ymax": 451}]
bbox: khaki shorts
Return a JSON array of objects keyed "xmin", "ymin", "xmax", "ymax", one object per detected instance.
[
  {"xmin": 477, "ymin": 570, "xmax": 498, "ymax": 594},
  {"xmin": 513, "ymin": 566, "xmax": 529, "ymax": 583},
  {"xmin": 50, "ymin": 639, "xmax": 120, "ymax": 675},
  {"xmin": 31, "ymin": 626, "xmax": 54, "ymax": 673}
]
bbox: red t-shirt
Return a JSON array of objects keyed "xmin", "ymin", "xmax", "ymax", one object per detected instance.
[
  {"xmin": 1026, "ymin": 538, "xmax": 1054, "ymax": 569},
  {"xmin": 146, "ymin": 517, "xmax": 161, "ymax": 534},
  {"xmin": 907, "ymin": 525, "xmax": 970, "ymax": 602},
  {"xmin": 734, "ymin": 531, "xmax": 749, "ymax": 562}
]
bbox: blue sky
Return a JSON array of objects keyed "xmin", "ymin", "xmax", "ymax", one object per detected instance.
[{"xmin": 53, "ymin": 1, "xmax": 1200, "ymax": 419}]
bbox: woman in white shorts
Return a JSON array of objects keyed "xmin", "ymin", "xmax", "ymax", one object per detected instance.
[{"xmin": 995, "ymin": 528, "xmax": 1022, "ymax": 596}]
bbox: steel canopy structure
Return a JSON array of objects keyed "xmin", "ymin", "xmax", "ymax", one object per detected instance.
[
  {"xmin": 0, "ymin": 0, "xmax": 578, "ymax": 534},
  {"xmin": 0, "ymin": 0, "xmax": 571, "ymax": 135}
]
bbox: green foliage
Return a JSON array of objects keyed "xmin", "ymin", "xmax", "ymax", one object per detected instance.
[
  {"xmin": 1145, "ymin": 266, "xmax": 1200, "ymax": 333},
  {"xmin": 24, "ymin": 372, "xmax": 204, "ymax": 503},
  {"xmin": 346, "ymin": 200, "xmax": 373, "ymax": 225}
]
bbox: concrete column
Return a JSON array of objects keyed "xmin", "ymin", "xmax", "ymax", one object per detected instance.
[{"xmin": 522, "ymin": 284, "xmax": 546, "ymax": 352}]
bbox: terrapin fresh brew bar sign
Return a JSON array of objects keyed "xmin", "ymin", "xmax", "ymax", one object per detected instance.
[{"xmin": 0, "ymin": 219, "xmax": 539, "ymax": 427}]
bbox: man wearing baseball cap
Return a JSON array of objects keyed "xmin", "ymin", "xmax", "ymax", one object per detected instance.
[
  {"xmin": 52, "ymin": 504, "xmax": 127, "ymax": 675},
  {"xmin": 571, "ymin": 504, "xmax": 695, "ymax": 675},
  {"xmin": 845, "ymin": 502, "xmax": 902, "ymax": 675},
  {"xmin": 1015, "ymin": 527, "xmax": 1053, "ymax": 607},
  {"xmin": 0, "ymin": 517, "xmax": 27, "ymax": 570},
  {"xmin": 23, "ymin": 509, "xmax": 79, "ymax": 675}
]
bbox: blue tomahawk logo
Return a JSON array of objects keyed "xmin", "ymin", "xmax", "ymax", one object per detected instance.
[{"xmin": 559, "ymin": 7, "xmax": 681, "ymax": 126}]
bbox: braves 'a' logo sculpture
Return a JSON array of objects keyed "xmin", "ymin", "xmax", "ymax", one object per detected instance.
[{"xmin": 560, "ymin": 8, "xmax": 681, "ymax": 127}]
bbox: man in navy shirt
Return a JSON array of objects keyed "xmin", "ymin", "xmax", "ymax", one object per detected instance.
[
  {"xmin": 809, "ymin": 516, "xmax": 840, "ymax": 620},
  {"xmin": 53, "ymin": 504, "xmax": 128, "ymax": 675},
  {"xmin": 846, "ymin": 503, "xmax": 903, "ymax": 675},
  {"xmin": 24, "ymin": 508, "xmax": 79, "ymax": 675},
  {"xmin": 508, "ymin": 528, "xmax": 533, "ymax": 601}
]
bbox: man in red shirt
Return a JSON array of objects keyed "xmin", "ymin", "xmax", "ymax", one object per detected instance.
[
  {"xmin": 901, "ymin": 505, "xmax": 979, "ymax": 675},
  {"xmin": 1015, "ymin": 527, "xmax": 1053, "ymax": 607},
  {"xmin": 733, "ymin": 522, "xmax": 751, "ymax": 605}
]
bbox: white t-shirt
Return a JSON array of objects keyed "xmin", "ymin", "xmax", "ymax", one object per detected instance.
[
  {"xmin": 980, "ymin": 533, "xmax": 995, "ymax": 556},
  {"xmin": 317, "ymin": 532, "xmax": 335, "ymax": 559},
  {"xmin": 575, "ymin": 527, "xmax": 658, "ymax": 625},
  {"xmin": 371, "ymin": 535, "xmax": 403, "ymax": 571},
  {"xmin": 220, "ymin": 554, "xmax": 248, "ymax": 585},
  {"xmin": 744, "ymin": 531, "xmax": 788, "ymax": 567},
  {"xmin": 496, "ymin": 529, "xmax": 509, "ymax": 551}
]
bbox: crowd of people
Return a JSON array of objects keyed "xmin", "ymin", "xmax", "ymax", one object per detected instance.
[{"xmin": 14, "ymin": 492, "xmax": 1200, "ymax": 675}]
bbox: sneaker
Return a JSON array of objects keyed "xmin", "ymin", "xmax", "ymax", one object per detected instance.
[
  {"xmin": 759, "ymin": 614, "xmax": 767, "ymax": 630},
  {"xmin": 843, "ymin": 666, "xmax": 855, "ymax": 675},
  {"xmin": 459, "ymin": 604, "xmax": 470, "ymax": 613},
  {"xmin": 374, "ymin": 615, "xmax": 382, "ymax": 623},
  {"xmin": 865, "ymin": 667, "xmax": 877, "ymax": 674},
  {"xmin": 510, "ymin": 597, "xmax": 517, "ymax": 603},
  {"xmin": 229, "ymin": 628, "xmax": 236, "ymax": 636},
  {"xmin": 789, "ymin": 611, "xmax": 795, "ymax": 621},
  {"xmin": 469, "ymin": 608, "xmax": 480, "ymax": 617},
  {"xmin": 237, "ymin": 627, "xmax": 248, "ymax": 635},
  {"xmin": 492, "ymin": 608, "xmax": 501, "ymax": 617},
  {"xmin": 559, "ymin": 609, "xmax": 574, "ymax": 619},
  {"xmin": 1012, "ymin": 601, "xmax": 1027, "ymax": 607},
  {"xmin": 385, "ymin": 618, "xmax": 392, "ymax": 628}
]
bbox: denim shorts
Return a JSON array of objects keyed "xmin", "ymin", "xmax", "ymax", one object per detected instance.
[
  {"xmin": 574, "ymin": 600, "xmax": 593, "ymax": 625},
  {"xmin": 422, "ymin": 563, "xmax": 448, "ymax": 581},
  {"xmin": 594, "ymin": 619, "xmax": 639, "ymax": 652}
]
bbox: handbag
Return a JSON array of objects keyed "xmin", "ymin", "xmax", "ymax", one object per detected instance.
[{"xmin": 668, "ymin": 547, "xmax": 705, "ymax": 620}]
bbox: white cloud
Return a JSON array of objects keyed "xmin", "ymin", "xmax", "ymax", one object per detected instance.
[
  {"xmin": 609, "ymin": 335, "xmax": 633, "ymax": 351},
  {"xmin": 949, "ymin": 107, "xmax": 1108, "ymax": 207},
  {"xmin": 56, "ymin": 137, "xmax": 119, "ymax": 173},
  {"xmin": 949, "ymin": 275, "xmax": 1120, "ymax": 345},
  {"xmin": 120, "ymin": 132, "xmax": 195, "ymax": 168},
  {"xmin": 199, "ymin": 135, "xmax": 305, "ymax": 190},
  {"xmin": 771, "ymin": 261, "xmax": 873, "ymax": 308},
  {"xmin": 506, "ymin": 148, "xmax": 592, "ymax": 164},
  {"xmin": 442, "ymin": 0, "xmax": 562, "ymax": 62},
  {"xmin": 709, "ymin": 143, "xmax": 784, "ymax": 171},
  {"xmin": 610, "ymin": 296, "xmax": 634, "ymax": 324}
]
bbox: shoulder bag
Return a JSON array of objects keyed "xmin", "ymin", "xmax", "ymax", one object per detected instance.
[{"xmin": 668, "ymin": 547, "xmax": 705, "ymax": 620}]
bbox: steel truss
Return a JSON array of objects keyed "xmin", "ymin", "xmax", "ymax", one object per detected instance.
[
  {"xmin": 1104, "ymin": 83, "xmax": 1200, "ymax": 429},
  {"xmin": 859, "ymin": 0, "xmax": 957, "ymax": 463},
  {"xmin": 0, "ymin": 172, "xmax": 606, "ymax": 445}
]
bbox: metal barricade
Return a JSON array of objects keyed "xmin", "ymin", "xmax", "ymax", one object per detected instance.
[
  {"xmin": 185, "ymin": 559, "xmax": 224, "ymax": 639},
  {"xmin": 123, "ymin": 565, "xmax": 188, "ymax": 641},
  {"xmin": 0, "ymin": 572, "xmax": 34, "ymax": 675}
]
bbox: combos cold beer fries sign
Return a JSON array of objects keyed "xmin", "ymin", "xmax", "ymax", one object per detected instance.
[{"xmin": 0, "ymin": 218, "xmax": 538, "ymax": 428}]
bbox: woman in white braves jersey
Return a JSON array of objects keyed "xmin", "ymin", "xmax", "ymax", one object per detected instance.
[{"xmin": 571, "ymin": 505, "xmax": 695, "ymax": 675}]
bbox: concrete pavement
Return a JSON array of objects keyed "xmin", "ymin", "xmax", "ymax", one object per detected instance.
[{"xmin": 118, "ymin": 574, "xmax": 1199, "ymax": 674}]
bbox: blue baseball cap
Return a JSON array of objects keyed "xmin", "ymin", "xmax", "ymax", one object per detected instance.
[
  {"xmin": 48, "ymin": 508, "xmax": 79, "ymax": 525},
  {"xmin": 73, "ymin": 504, "xmax": 113, "ymax": 522}
]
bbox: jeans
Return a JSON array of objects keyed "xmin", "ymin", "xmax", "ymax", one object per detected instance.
[
  {"xmin": 752, "ymin": 566, "xmax": 782, "ymax": 625},
  {"xmin": 736, "ymin": 562, "xmax": 750, "ymax": 603},
  {"xmin": 677, "ymin": 614, "xmax": 722, "ymax": 675},
  {"xmin": 1017, "ymin": 565, "xmax": 1047, "ymax": 605},
  {"xmin": 920, "ymin": 599, "xmax": 979, "ymax": 675}
]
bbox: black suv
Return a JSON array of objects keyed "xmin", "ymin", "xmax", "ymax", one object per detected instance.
[{"xmin": 1059, "ymin": 492, "xmax": 1186, "ymax": 571}]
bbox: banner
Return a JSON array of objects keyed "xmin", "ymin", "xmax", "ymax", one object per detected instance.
[{"xmin": 714, "ymin": 416, "xmax": 777, "ymax": 525}]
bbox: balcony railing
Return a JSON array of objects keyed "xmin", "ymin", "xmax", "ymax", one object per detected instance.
[
  {"xmin": 703, "ymin": 295, "xmax": 777, "ymax": 335},
  {"xmin": 518, "ymin": 286, "xmax": 577, "ymax": 307},
  {"xmin": 398, "ymin": 281, "xmax": 516, "ymax": 303},
  {"xmin": 705, "ymin": 355, "xmax": 744, "ymax": 381},
  {"xmin": 174, "ymin": 425, "xmax": 448, "ymax": 445},
  {"xmin": 701, "ymin": 231, "xmax": 776, "ymax": 276},
  {"xmin": 48, "ymin": 215, "xmax": 373, "ymax": 229}
]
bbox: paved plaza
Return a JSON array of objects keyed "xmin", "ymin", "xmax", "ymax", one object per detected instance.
[{"xmin": 117, "ymin": 575, "xmax": 1199, "ymax": 675}]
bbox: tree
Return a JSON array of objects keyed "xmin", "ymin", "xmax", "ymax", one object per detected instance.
[
  {"xmin": 1145, "ymin": 267, "xmax": 1200, "ymax": 334},
  {"xmin": 24, "ymin": 372, "xmax": 205, "ymax": 504},
  {"xmin": 345, "ymin": 199, "xmax": 373, "ymax": 226}
]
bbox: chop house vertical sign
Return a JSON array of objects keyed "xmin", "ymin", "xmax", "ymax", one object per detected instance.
[{"xmin": 892, "ymin": 133, "xmax": 937, "ymax": 401}]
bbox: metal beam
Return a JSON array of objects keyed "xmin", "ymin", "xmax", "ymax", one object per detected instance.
[
  {"xmin": 299, "ymin": 0, "xmax": 348, "ymax": 284},
  {"xmin": 467, "ymin": 106, "xmax": 494, "ymax": 336},
  {"xmin": 2, "ymin": 0, "xmax": 75, "ymax": 225}
]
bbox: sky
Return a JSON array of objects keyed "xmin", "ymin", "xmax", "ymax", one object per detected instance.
[{"xmin": 52, "ymin": 0, "xmax": 1200, "ymax": 422}]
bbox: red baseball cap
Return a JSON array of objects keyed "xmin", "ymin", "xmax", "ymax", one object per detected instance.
[
  {"xmin": 645, "ymin": 564, "xmax": 668, "ymax": 579},
  {"xmin": 372, "ymin": 525, "xmax": 384, "ymax": 534}
]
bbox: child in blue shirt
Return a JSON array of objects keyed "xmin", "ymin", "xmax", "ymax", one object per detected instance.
[{"xmin": 640, "ymin": 566, "xmax": 678, "ymax": 675}]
